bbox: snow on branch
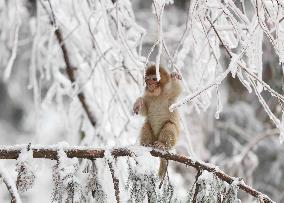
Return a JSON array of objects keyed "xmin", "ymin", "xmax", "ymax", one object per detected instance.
[{"xmin": 0, "ymin": 145, "xmax": 275, "ymax": 203}]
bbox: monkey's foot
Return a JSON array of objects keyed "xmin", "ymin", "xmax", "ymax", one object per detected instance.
[{"xmin": 153, "ymin": 141, "xmax": 166, "ymax": 150}]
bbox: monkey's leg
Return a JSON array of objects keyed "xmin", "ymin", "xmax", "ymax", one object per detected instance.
[
  {"xmin": 139, "ymin": 121, "xmax": 155, "ymax": 147},
  {"xmin": 158, "ymin": 121, "xmax": 178, "ymax": 149},
  {"xmin": 157, "ymin": 121, "xmax": 178, "ymax": 179}
]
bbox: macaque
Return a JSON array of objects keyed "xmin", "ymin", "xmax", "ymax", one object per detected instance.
[{"xmin": 133, "ymin": 65, "xmax": 182, "ymax": 179}]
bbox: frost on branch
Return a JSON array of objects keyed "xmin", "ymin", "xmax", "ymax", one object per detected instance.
[
  {"xmin": 126, "ymin": 160, "xmax": 157, "ymax": 202},
  {"xmin": 51, "ymin": 149, "xmax": 84, "ymax": 202},
  {"xmin": 191, "ymin": 171, "xmax": 225, "ymax": 202},
  {"xmin": 15, "ymin": 146, "xmax": 36, "ymax": 193},
  {"xmin": 126, "ymin": 159, "xmax": 177, "ymax": 202},
  {"xmin": 85, "ymin": 160, "xmax": 106, "ymax": 202},
  {"xmin": 188, "ymin": 171, "xmax": 242, "ymax": 203},
  {"xmin": 222, "ymin": 179, "xmax": 241, "ymax": 203}
]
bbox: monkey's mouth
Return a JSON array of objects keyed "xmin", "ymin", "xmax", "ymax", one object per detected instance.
[{"xmin": 147, "ymin": 84, "xmax": 157, "ymax": 92}]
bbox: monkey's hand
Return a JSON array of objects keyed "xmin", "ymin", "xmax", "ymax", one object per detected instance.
[
  {"xmin": 153, "ymin": 141, "xmax": 166, "ymax": 150},
  {"xmin": 170, "ymin": 72, "xmax": 182, "ymax": 80},
  {"xmin": 133, "ymin": 97, "xmax": 144, "ymax": 115}
]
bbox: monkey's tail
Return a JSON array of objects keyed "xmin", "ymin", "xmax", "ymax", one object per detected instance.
[{"xmin": 158, "ymin": 158, "xmax": 168, "ymax": 187}]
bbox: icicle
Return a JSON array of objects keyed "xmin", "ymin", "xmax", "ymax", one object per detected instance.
[
  {"xmin": 255, "ymin": 29, "xmax": 264, "ymax": 93},
  {"xmin": 279, "ymin": 113, "xmax": 284, "ymax": 144},
  {"xmin": 228, "ymin": 53, "xmax": 239, "ymax": 78},
  {"xmin": 215, "ymin": 85, "xmax": 223, "ymax": 119}
]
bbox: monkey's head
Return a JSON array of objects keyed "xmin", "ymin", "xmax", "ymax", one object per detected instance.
[{"xmin": 145, "ymin": 65, "xmax": 169, "ymax": 96}]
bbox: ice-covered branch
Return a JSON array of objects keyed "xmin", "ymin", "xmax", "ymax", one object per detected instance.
[
  {"xmin": 40, "ymin": 0, "xmax": 99, "ymax": 131},
  {"xmin": 0, "ymin": 145, "xmax": 275, "ymax": 203},
  {"xmin": 3, "ymin": 21, "xmax": 21, "ymax": 82},
  {"xmin": 169, "ymin": 67, "xmax": 231, "ymax": 112}
]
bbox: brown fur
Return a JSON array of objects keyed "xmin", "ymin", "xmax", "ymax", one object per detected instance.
[{"xmin": 135, "ymin": 65, "xmax": 182, "ymax": 179}]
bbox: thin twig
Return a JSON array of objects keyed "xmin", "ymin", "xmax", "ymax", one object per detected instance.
[
  {"xmin": 3, "ymin": 16, "xmax": 21, "ymax": 81},
  {"xmin": 206, "ymin": 16, "xmax": 232, "ymax": 58},
  {"xmin": 239, "ymin": 128, "xmax": 279, "ymax": 162},
  {"xmin": 171, "ymin": 5, "xmax": 191, "ymax": 67},
  {"xmin": 192, "ymin": 169, "xmax": 202, "ymax": 203},
  {"xmin": 107, "ymin": 160, "xmax": 120, "ymax": 203}
]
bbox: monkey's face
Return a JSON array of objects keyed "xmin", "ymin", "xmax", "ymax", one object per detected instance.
[{"xmin": 145, "ymin": 75, "xmax": 158, "ymax": 92}]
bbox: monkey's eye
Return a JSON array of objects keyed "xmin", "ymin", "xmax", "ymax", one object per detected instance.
[{"xmin": 145, "ymin": 75, "xmax": 158, "ymax": 82}]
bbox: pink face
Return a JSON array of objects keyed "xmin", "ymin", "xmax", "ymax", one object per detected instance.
[{"xmin": 145, "ymin": 75, "xmax": 158, "ymax": 92}]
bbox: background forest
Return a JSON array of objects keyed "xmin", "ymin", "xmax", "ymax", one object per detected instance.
[{"xmin": 0, "ymin": 0, "xmax": 284, "ymax": 202}]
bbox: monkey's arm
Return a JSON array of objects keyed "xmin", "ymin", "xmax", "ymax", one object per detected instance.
[
  {"xmin": 133, "ymin": 97, "xmax": 147, "ymax": 116},
  {"xmin": 165, "ymin": 73, "xmax": 182, "ymax": 99}
]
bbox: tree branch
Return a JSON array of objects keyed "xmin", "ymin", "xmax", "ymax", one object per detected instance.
[
  {"xmin": 0, "ymin": 145, "xmax": 275, "ymax": 203},
  {"xmin": 54, "ymin": 28, "xmax": 97, "ymax": 127},
  {"xmin": 40, "ymin": 0, "xmax": 98, "ymax": 128}
]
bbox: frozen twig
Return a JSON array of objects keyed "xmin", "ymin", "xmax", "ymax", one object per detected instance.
[
  {"xmin": 169, "ymin": 68, "xmax": 231, "ymax": 111},
  {"xmin": 0, "ymin": 169, "xmax": 22, "ymax": 203},
  {"xmin": 206, "ymin": 16, "xmax": 232, "ymax": 58},
  {"xmin": 107, "ymin": 160, "xmax": 120, "ymax": 203},
  {"xmin": 192, "ymin": 169, "xmax": 202, "ymax": 203},
  {"xmin": 172, "ymin": 5, "xmax": 191, "ymax": 67},
  {"xmin": 3, "ymin": 18, "xmax": 21, "ymax": 81},
  {"xmin": 0, "ymin": 145, "xmax": 276, "ymax": 203}
]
